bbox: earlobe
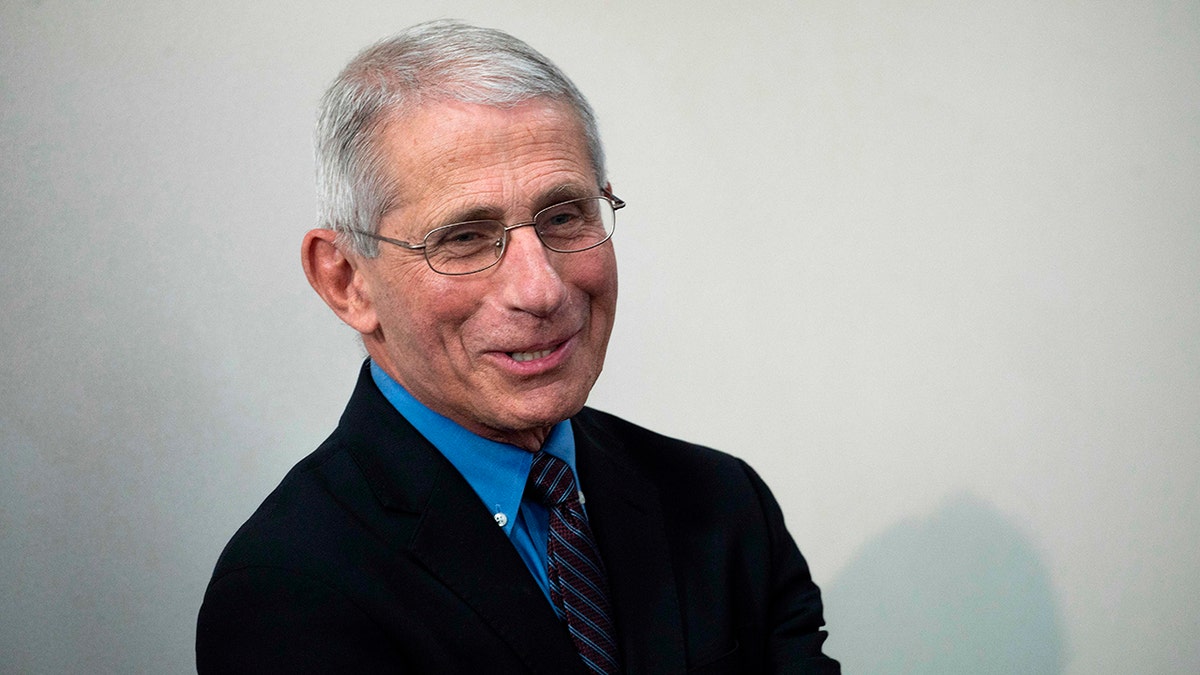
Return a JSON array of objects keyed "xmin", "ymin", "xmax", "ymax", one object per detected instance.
[{"xmin": 301, "ymin": 229, "xmax": 379, "ymax": 335}]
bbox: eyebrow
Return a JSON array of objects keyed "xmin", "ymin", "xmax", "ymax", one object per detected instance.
[
  {"xmin": 439, "ymin": 183, "xmax": 599, "ymax": 226},
  {"xmin": 539, "ymin": 183, "xmax": 594, "ymax": 205}
]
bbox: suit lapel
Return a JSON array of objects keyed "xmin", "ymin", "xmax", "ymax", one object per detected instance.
[
  {"xmin": 407, "ymin": 461, "xmax": 586, "ymax": 675},
  {"xmin": 574, "ymin": 411, "xmax": 687, "ymax": 674},
  {"xmin": 340, "ymin": 364, "xmax": 585, "ymax": 675}
]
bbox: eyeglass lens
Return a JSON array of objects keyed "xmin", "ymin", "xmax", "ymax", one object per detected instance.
[{"xmin": 424, "ymin": 197, "xmax": 616, "ymax": 275}]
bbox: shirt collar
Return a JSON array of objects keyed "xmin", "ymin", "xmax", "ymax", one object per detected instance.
[{"xmin": 369, "ymin": 360, "xmax": 576, "ymax": 536}]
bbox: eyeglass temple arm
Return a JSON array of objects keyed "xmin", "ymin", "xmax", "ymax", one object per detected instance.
[
  {"xmin": 351, "ymin": 230, "xmax": 426, "ymax": 251},
  {"xmin": 602, "ymin": 186, "xmax": 626, "ymax": 210}
]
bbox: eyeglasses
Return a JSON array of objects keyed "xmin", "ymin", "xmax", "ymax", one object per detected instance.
[{"xmin": 351, "ymin": 189, "xmax": 624, "ymax": 275}]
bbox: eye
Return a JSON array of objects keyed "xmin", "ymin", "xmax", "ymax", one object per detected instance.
[
  {"xmin": 538, "ymin": 202, "xmax": 586, "ymax": 230},
  {"xmin": 445, "ymin": 228, "xmax": 488, "ymax": 244},
  {"xmin": 428, "ymin": 221, "xmax": 502, "ymax": 257}
]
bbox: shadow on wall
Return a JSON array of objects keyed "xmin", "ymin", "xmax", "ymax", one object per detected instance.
[{"xmin": 822, "ymin": 493, "xmax": 1065, "ymax": 674}]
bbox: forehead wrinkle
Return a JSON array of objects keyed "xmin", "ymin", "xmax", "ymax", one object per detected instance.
[
  {"xmin": 405, "ymin": 143, "xmax": 593, "ymax": 220},
  {"xmin": 375, "ymin": 100, "xmax": 596, "ymax": 235}
]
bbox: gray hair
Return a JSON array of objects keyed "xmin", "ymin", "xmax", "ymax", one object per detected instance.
[{"xmin": 315, "ymin": 20, "xmax": 606, "ymax": 256}]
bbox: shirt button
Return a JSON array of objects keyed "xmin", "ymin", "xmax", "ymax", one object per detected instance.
[{"xmin": 494, "ymin": 512, "xmax": 508, "ymax": 527}]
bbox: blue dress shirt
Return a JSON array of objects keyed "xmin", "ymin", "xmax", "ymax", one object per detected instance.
[{"xmin": 370, "ymin": 361, "xmax": 578, "ymax": 609}]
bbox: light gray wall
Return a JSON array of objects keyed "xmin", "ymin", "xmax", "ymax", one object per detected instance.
[{"xmin": 2, "ymin": 1, "xmax": 1197, "ymax": 673}]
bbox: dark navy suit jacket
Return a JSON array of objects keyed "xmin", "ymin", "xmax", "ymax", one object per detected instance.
[{"xmin": 197, "ymin": 364, "xmax": 839, "ymax": 673}]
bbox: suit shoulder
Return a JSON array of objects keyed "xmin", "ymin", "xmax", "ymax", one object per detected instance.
[
  {"xmin": 207, "ymin": 432, "xmax": 389, "ymax": 583},
  {"xmin": 573, "ymin": 406, "xmax": 757, "ymax": 493},
  {"xmin": 576, "ymin": 405, "xmax": 726, "ymax": 451}
]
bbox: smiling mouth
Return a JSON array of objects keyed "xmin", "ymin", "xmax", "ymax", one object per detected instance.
[{"xmin": 509, "ymin": 348, "xmax": 555, "ymax": 362}]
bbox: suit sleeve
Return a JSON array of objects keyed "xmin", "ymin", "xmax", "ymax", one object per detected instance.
[
  {"xmin": 740, "ymin": 461, "xmax": 842, "ymax": 674},
  {"xmin": 196, "ymin": 565, "xmax": 403, "ymax": 674}
]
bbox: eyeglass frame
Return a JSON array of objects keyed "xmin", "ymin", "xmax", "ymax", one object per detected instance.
[{"xmin": 347, "ymin": 188, "xmax": 625, "ymax": 276}]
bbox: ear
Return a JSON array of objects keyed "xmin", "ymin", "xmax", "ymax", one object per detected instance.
[{"xmin": 301, "ymin": 229, "xmax": 379, "ymax": 335}]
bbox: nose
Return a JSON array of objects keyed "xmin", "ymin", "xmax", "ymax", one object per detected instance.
[{"xmin": 496, "ymin": 224, "xmax": 567, "ymax": 316}]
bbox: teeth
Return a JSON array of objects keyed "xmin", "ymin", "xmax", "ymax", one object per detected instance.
[{"xmin": 510, "ymin": 348, "xmax": 553, "ymax": 362}]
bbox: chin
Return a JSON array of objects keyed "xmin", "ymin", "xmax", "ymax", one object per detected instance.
[
  {"xmin": 501, "ymin": 402, "xmax": 581, "ymax": 431},
  {"xmin": 499, "ymin": 385, "xmax": 590, "ymax": 429}
]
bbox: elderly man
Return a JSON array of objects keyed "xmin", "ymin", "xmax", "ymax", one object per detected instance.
[{"xmin": 197, "ymin": 20, "xmax": 838, "ymax": 674}]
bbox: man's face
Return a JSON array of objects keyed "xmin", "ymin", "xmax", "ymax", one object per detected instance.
[{"xmin": 356, "ymin": 98, "xmax": 618, "ymax": 449}]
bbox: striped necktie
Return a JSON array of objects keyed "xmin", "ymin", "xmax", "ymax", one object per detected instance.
[{"xmin": 526, "ymin": 451, "xmax": 621, "ymax": 674}]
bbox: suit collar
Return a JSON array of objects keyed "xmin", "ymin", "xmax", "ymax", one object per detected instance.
[
  {"xmin": 336, "ymin": 361, "xmax": 435, "ymax": 514},
  {"xmin": 367, "ymin": 360, "xmax": 579, "ymax": 539}
]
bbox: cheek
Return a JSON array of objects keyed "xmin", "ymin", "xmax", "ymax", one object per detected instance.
[
  {"xmin": 413, "ymin": 298, "xmax": 476, "ymax": 348},
  {"xmin": 580, "ymin": 251, "xmax": 618, "ymax": 310},
  {"xmin": 413, "ymin": 283, "xmax": 491, "ymax": 351},
  {"xmin": 374, "ymin": 270, "xmax": 472, "ymax": 345}
]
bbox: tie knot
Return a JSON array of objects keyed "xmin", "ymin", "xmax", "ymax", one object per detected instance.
[{"xmin": 527, "ymin": 451, "xmax": 578, "ymax": 507}]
